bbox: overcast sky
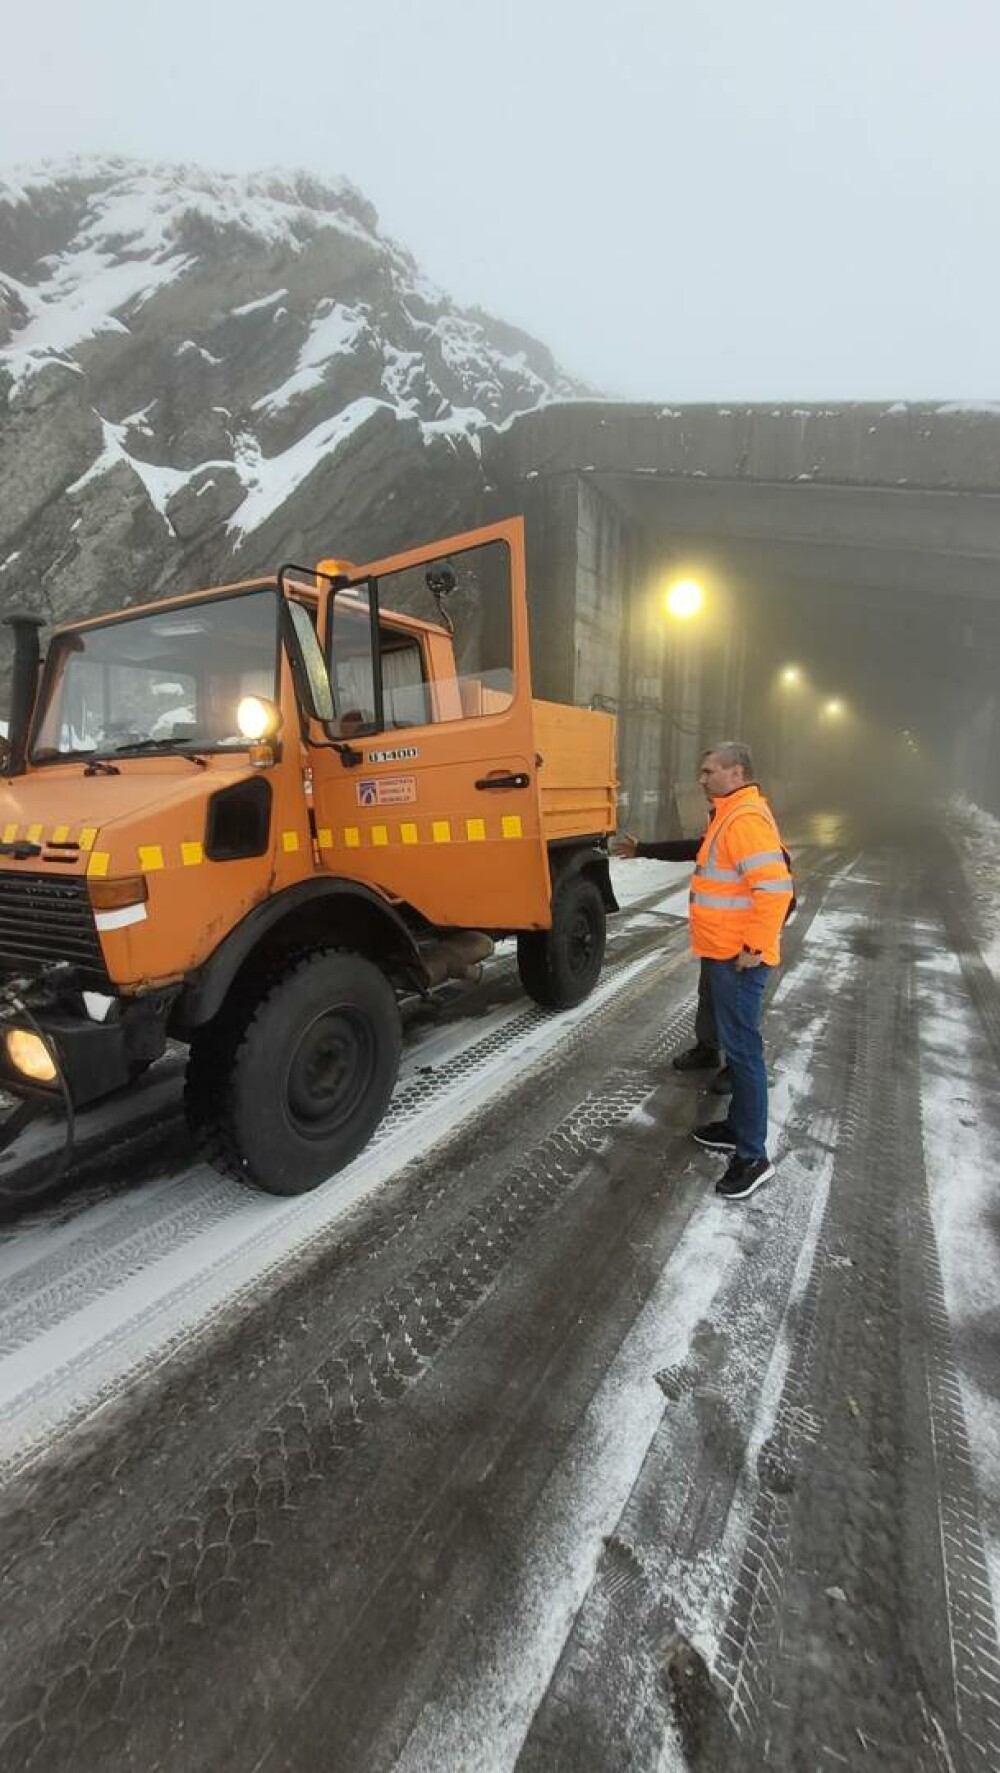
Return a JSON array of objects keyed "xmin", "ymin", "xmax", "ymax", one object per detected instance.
[{"xmin": 1, "ymin": 1, "xmax": 997, "ymax": 401}]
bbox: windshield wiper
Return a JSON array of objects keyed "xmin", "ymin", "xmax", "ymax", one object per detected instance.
[
  {"xmin": 83, "ymin": 758, "xmax": 120, "ymax": 776},
  {"xmin": 110, "ymin": 739, "xmax": 208, "ymax": 768}
]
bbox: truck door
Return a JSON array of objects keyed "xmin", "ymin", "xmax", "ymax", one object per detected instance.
[{"xmin": 309, "ymin": 518, "xmax": 551, "ymax": 931}]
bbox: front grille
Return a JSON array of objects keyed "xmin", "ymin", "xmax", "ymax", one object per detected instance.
[{"xmin": 0, "ymin": 871, "xmax": 107, "ymax": 978}]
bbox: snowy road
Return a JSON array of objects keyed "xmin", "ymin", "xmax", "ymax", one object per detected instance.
[
  {"xmin": 0, "ymin": 824, "xmax": 998, "ymax": 1773},
  {"xmin": 0, "ymin": 865, "xmax": 690, "ymax": 1474}
]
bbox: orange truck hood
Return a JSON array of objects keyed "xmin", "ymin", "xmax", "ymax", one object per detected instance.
[{"xmin": 0, "ymin": 760, "xmax": 249, "ymax": 871}]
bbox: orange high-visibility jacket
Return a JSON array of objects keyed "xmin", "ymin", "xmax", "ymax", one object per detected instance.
[{"xmin": 689, "ymin": 784, "xmax": 794, "ymax": 965}]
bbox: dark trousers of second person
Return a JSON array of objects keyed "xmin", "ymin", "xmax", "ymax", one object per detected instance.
[
  {"xmin": 695, "ymin": 962, "xmax": 719, "ymax": 1050},
  {"xmin": 702, "ymin": 958, "xmax": 770, "ymax": 1159}
]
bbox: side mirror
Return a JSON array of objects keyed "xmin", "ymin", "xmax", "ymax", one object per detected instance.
[
  {"xmin": 426, "ymin": 565, "xmax": 456, "ymax": 635},
  {"xmin": 284, "ymin": 599, "xmax": 335, "ymax": 724}
]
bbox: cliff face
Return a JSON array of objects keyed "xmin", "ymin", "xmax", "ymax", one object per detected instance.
[{"xmin": 0, "ymin": 159, "xmax": 585, "ymax": 635}]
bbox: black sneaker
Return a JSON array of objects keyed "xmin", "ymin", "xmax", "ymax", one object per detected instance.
[
  {"xmin": 691, "ymin": 1121, "xmax": 737, "ymax": 1152},
  {"xmin": 672, "ymin": 1042, "xmax": 721, "ymax": 1073},
  {"xmin": 710, "ymin": 1064, "xmax": 732, "ymax": 1095},
  {"xmin": 716, "ymin": 1155, "xmax": 776, "ymax": 1200}
]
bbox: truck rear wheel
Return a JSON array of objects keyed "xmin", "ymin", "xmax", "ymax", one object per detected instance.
[
  {"xmin": 517, "ymin": 874, "xmax": 607, "ymax": 1011},
  {"xmin": 185, "ymin": 950, "xmax": 401, "ymax": 1195}
]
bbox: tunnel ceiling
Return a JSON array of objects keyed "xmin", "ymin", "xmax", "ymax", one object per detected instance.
[{"xmin": 591, "ymin": 472, "xmax": 1000, "ymax": 607}]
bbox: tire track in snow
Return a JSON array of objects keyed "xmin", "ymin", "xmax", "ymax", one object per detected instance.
[{"xmin": 0, "ymin": 942, "xmax": 685, "ymax": 1475}]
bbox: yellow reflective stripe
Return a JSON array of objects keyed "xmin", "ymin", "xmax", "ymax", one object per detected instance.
[
  {"xmin": 79, "ymin": 827, "xmax": 97, "ymax": 851},
  {"xmin": 318, "ymin": 828, "xmax": 334, "ymax": 850},
  {"xmin": 345, "ymin": 827, "xmax": 361, "ymax": 848},
  {"xmin": 501, "ymin": 815, "xmax": 522, "ymax": 839},
  {"xmin": 466, "ymin": 818, "xmax": 486, "ymax": 842},
  {"xmin": 372, "ymin": 825, "xmax": 389, "ymax": 847},
  {"xmin": 432, "ymin": 820, "xmax": 451, "ymax": 843},
  {"xmin": 181, "ymin": 841, "xmax": 204, "ymax": 866},
  {"xmin": 694, "ymin": 861, "xmax": 740, "ymax": 882},
  {"xmin": 88, "ymin": 851, "xmax": 111, "ymax": 877},
  {"xmin": 690, "ymin": 888, "xmax": 752, "ymax": 909},
  {"xmin": 2, "ymin": 824, "xmax": 16, "ymax": 844},
  {"xmin": 138, "ymin": 844, "xmax": 164, "ymax": 871},
  {"xmin": 281, "ymin": 830, "xmax": 300, "ymax": 853},
  {"xmin": 26, "ymin": 824, "xmax": 42, "ymax": 844},
  {"xmin": 736, "ymin": 849, "xmax": 785, "ymax": 874},
  {"xmin": 401, "ymin": 823, "xmax": 418, "ymax": 845},
  {"xmin": 51, "ymin": 825, "xmax": 70, "ymax": 844}
]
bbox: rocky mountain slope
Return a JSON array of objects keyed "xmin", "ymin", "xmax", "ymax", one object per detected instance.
[{"xmin": 0, "ymin": 158, "xmax": 584, "ymax": 630}]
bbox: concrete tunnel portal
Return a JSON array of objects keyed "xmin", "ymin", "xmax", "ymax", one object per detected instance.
[{"xmin": 483, "ymin": 401, "xmax": 1000, "ymax": 830}]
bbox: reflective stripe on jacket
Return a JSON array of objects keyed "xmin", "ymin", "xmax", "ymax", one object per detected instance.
[{"xmin": 688, "ymin": 785, "xmax": 794, "ymax": 964}]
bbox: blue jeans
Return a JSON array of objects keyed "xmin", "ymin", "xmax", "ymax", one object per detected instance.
[{"xmin": 703, "ymin": 957, "xmax": 771, "ymax": 1159}]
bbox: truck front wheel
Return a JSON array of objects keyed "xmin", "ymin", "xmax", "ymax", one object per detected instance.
[
  {"xmin": 516, "ymin": 874, "xmax": 607, "ymax": 1011},
  {"xmin": 185, "ymin": 950, "xmax": 401, "ymax": 1195}
]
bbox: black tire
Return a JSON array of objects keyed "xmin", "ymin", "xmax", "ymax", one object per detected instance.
[
  {"xmin": 516, "ymin": 874, "xmax": 607, "ymax": 1010},
  {"xmin": 185, "ymin": 950, "xmax": 401, "ymax": 1195}
]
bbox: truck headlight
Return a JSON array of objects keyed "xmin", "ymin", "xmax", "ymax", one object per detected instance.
[
  {"xmin": 5, "ymin": 1028, "xmax": 58, "ymax": 1083},
  {"xmin": 237, "ymin": 695, "xmax": 281, "ymax": 740}
]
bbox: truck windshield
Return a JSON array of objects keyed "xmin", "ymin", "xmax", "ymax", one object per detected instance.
[{"xmin": 31, "ymin": 589, "xmax": 279, "ymax": 762}]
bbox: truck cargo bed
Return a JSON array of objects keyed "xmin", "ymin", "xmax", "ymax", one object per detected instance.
[{"xmin": 533, "ymin": 700, "xmax": 617, "ymax": 844}]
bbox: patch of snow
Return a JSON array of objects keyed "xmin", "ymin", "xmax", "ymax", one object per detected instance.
[
  {"xmin": 230, "ymin": 287, "xmax": 289, "ymax": 317},
  {"xmin": 228, "ymin": 396, "xmax": 389, "ymax": 538},
  {"xmin": 423, "ymin": 405, "xmax": 489, "ymax": 439},
  {"xmin": 381, "ymin": 344, "xmax": 424, "ymax": 409},
  {"xmin": 66, "ymin": 411, "xmax": 231, "ymax": 528},
  {"xmin": 252, "ymin": 301, "xmax": 368, "ymax": 415},
  {"xmin": 176, "ymin": 339, "xmax": 221, "ymax": 365},
  {"xmin": 0, "ymin": 175, "xmax": 195, "ymax": 390},
  {"xmin": 609, "ymin": 855, "xmax": 691, "ymax": 910},
  {"xmin": 948, "ymin": 798, "xmax": 1000, "ymax": 984},
  {"xmin": 917, "ymin": 938, "xmax": 1000, "ymax": 1620}
]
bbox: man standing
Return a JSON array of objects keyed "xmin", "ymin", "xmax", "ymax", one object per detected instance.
[{"xmin": 615, "ymin": 742, "xmax": 794, "ymax": 1200}]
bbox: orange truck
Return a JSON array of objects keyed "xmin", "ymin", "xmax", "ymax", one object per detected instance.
[{"xmin": 0, "ymin": 519, "xmax": 618, "ymax": 1193}]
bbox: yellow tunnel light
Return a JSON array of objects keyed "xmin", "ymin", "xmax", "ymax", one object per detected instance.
[
  {"xmin": 664, "ymin": 579, "xmax": 704, "ymax": 620},
  {"xmin": 6, "ymin": 1028, "xmax": 58, "ymax": 1083}
]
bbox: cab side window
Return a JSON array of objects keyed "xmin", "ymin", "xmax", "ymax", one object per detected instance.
[{"xmin": 375, "ymin": 539, "xmax": 513, "ymax": 727}]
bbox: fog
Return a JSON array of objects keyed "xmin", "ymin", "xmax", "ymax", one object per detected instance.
[{"xmin": 1, "ymin": 0, "xmax": 999, "ymax": 400}]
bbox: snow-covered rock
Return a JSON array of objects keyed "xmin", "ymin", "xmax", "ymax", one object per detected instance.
[{"xmin": 0, "ymin": 158, "xmax": 587, "ymax": 635}]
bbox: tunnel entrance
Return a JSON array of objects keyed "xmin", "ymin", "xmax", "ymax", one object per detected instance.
[{"xmin": 485, "ymin": 402, "xmax": 1000, "ymax": 830}]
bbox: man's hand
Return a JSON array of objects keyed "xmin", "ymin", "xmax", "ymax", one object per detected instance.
[
  {"xmin": 610, "ymin": 833, "xmax": 639, "ymax": 859},
  {"xmin": 736, "ymin": 948, "xmax": 763, "ymax": 970}
]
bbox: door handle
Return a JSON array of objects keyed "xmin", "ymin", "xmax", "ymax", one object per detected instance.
[{"xmin": 474, "ymin": 771, "xmax": 530, "ymax": 790}]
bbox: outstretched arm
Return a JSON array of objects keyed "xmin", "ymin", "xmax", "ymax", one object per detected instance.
[{"xmin": 612, "ymin": 834, "xmax": 700, "ymax": 861}]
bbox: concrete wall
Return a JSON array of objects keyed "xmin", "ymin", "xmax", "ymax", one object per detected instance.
[{"xmin": 489, "ymin": 401, "xmax": 1000, "ymax": 496}]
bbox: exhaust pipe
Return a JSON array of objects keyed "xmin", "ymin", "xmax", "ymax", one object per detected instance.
[{"xmin": 2, "ymin": 611, "xmax": 44, "ymax": 777}]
